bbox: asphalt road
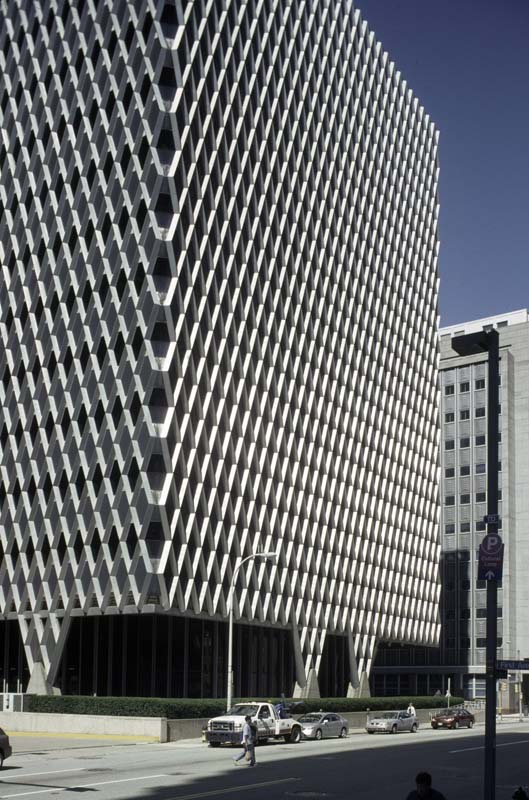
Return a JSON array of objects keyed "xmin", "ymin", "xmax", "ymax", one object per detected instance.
[{"xmin": 0, "ymin": 721, "xmax": 528, "ymax": 800}]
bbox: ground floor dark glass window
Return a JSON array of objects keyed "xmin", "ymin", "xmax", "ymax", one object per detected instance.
[
  {"xmin": 0, "ymin": 621, "xmax": 28, "ymax": 691},
  {"xmin": 56, "ymin": 614, "xmax": 296, "ymax": 699},
  {"xmin": 318, "ymin": 634, "xmax": 350, "ymax": 697}
]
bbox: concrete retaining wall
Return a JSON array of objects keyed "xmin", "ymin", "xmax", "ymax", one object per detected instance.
[
  {"xmin": 0, "ymin": 707, "xmax": 485, "ymax": 744},
  {"xmin": 0, "ymin": 711, "xmax": 168, "ymax": 742}
]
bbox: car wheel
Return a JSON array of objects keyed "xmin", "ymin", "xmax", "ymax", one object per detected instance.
[
  {"xmin": 0, "ymin": 752, "xmax": 3, "ymax": 769},
  {"xmin": 209, "ymin": 742, "xmax": 221, "ymax": 748},
  {"xmin": 411, "ymin": 723, "xmax": 418, "ymax": 733},
  {"xmin": 453, "ymin": 721, "xmax": 459, "ymax": 730},
  {"xmin": 468, "ymin": 720, "xmax": 474, "ymax": 729},
  {"xmin": 390, "ymin": 725, "xmax": 397, "ymax": 734},
  {"xmin": 315, "ymin": 729, "xmax": 323, "ymax": 741},
  {"xmin": 289, "ymin": 726, "xmax": 302, "ymax": 744},
  {"xmin": 339, "ymin": 727, "xmax": 347, "ymax": 738},
  {"xmin": 367, "ymin": 730, "xmax": 374, "ymax": 734}
]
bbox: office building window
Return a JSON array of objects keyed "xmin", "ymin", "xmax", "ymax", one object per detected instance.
[
  {"xmin": 460, "ymin": 637, "xmax": 471, "ymax": 649},
  {"xmin": 476, "ymin": 492, "xmax": 486, "ymax": 503},
  {"xmin": 445, "ymin": 412, "xmax": 455, "ymax": 422},
  {"xmin": 498, "ymin": 462, "xmax": 502, "ymax": 472},
  {"xmin": 476, "ymin": 435, "xmax": 486, "ymax": 446},
  {"xmin": 498, "ymin": 432, "xmax": 502, "ymax": 443},
  {"xmin": 476, "ymin": 639, "xmax": 487, "ymax": 649},
  {"xmin": 460, "ymin": 465, "xmax": 470, "ymax": 476},
  {"xmin": 445, "ymin": 385, "xmax": 454, "ymax": 396},
  {"xmin": 461, "ymin": 579, "xmax": 471, "ymax": 590},
  {"xmin": 498, "ymin": 490, "xmax": 502, "ymax": 501},
  {"xmin": 460, "ymin": 437, "xmax": 470, "ymax": 448},
  {"xmin": 460, "ymin": 522, "xmax": 470, "ymax": 533},
  {"xmin": 476, "ymin": 608, "xmax": 487, "ymax": 618},
  {"xmin": 445, "ymin": 467, "xmax": 455, "ymax": 478},
  {"xmin": 476, "ymin": 463, "xmax": 486, "ymax": 474},
  {"xmin": 475, "ymin": 379, "xmax": 485, "ymax": 390},
  {"xmin": 460, "ymin": 409, "xmax": 470, "ymax": 420},
  {"xmin": 475, "ymin": 407, "xmax": 486, "ymax": 418},
  {"xmin": 460, "ymin": 493, "xmax": 470, "ymax": 505},
  {"xmin": 460, "ymin": 381, "xmax": 470, "ymax": 393},
  {"xmin": 461, "ymin": 609, "xmax": 471, "ymax": 619},
  {"xmin": 498, "ymin": 404, "xmax": 502, "ymax": 415},
  {"xmin": 445, "ymin": 440, "xmax": 455, "ymax": 451},
  {"xmin": 445, "ymin": 523, "xmax": 455, "ymax": 534},
  {"xmin": 476, "ymin": 521, "xmax": 486, "ymax": 532},
  {"xmin": 445, "ymin": 496, "xmax": 455, "ymax": 507}
]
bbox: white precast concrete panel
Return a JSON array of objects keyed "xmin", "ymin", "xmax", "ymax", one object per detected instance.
[{"xmin": 0, "ymin": 0, "xmax": 440, "ymax": 689}]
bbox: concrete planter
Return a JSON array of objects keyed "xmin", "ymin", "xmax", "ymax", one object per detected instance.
[{"xmin": 0, "ymin": 711, "xmax": 168, "ymax": 742}]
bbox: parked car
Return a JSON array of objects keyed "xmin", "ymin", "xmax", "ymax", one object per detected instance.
[
  {"xmin": 366, "ymin": 710, "xmax": 418, "ymax": 734},
  {"xmin": 298, "ymin": 712, "xmax": 348, "ymax": 740},
  {"xmin": 0, "ymin": 728, "xmax": 12, "ymax": 767},
  {"xmin": 431, "ymin": 707, "xmax": 475, "ymax": 730}
]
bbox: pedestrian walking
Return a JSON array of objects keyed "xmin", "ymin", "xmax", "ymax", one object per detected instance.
[
  {"xmin": 233, "ymin": 715, "xmax": 256, "ymax": 766},
  {"xmin": 405, "ymin": 771, "xmax": 446, "ymax": 799}
]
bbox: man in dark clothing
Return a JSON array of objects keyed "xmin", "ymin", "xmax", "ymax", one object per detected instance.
[{"xmin": 406, "ymin": 772, "xmax": 447, "ymax": 800}]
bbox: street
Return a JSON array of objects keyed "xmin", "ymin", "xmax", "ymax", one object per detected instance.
[{"xmin": 1, "ymin": 721, "xmax": 528, "ymax": 800}]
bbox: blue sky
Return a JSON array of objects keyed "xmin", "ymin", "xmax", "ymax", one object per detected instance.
[{"xmin": 355, "ymin": 0, "xmax": 529, "ymax": 327}]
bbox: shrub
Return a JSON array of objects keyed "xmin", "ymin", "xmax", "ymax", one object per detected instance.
[{"xmin": 26, "ymin": 694, "xmax": 463, "ymax": 719}]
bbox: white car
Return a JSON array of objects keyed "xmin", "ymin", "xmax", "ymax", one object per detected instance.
[{"xmin": 366, "ymin": 710, "xmax": 418, "ymax": 734}]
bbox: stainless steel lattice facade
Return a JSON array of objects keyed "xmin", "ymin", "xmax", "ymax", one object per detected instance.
[{"xmin": 0, "ymin": 0, "xmax": 440, "ymax": 696}]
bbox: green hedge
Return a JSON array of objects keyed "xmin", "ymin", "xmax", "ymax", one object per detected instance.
[{"xmin": 26, "ymin": 694, "xmax": 464, "ymax": 719}]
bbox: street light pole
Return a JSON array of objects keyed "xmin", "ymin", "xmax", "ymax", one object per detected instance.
[
  {"xmin": 452, "ymin": 329, "xmax": 500, "ymax": 800},
  {"xmin": 226, "ymin": 551, "xmax": 277, "ymax": 712}
]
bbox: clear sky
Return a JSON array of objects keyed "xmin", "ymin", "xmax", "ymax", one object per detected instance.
[{"xmin": 354, "ymin": 0, "xmax": 529, "ymax": 327}]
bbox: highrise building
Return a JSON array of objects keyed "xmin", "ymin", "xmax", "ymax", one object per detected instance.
[
  {"xmin": 373, "ymin": 310, "xmax": 529, "ymax": 701},
  {"xmin": 0, "ymin": 0, "xmax": 440, "ymax": 697}
]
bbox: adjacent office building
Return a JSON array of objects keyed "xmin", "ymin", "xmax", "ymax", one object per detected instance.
[
  {"xmin": 373, "ymin": 310, "xmax": 529, "ymax": 701},
  {"xmin": 0, "ymin": 1, "xmax": 440, "ymax": 697}
]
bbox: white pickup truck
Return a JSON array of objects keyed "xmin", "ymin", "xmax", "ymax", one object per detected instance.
[{"xmin": 206, "ymin": 701, "xmax": 302, "ymax": 746}]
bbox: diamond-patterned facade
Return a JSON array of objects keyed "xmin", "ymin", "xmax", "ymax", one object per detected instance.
[{"xmin": 0, "ymin": 0, "xmax": 440, "ymax": 693}]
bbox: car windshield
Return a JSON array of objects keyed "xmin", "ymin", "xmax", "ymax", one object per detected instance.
[
  {"xmin": 435, "ymin": 710, "xmax": 453, "ymax": 717},
  {"xmin": 226, "ymin": 704, "xmax": 259, "ymax": 717},
  {"xmin": 298, "ymin": 714, "xmax": 322, "ymax": 723},
  {"xmin": 379, "ymin": 712, "xmax": 398, "ymax": 719}
]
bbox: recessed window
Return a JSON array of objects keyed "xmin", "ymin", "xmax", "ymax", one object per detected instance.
[
  {"xmin": 475, "ymin": 407, "xmax": 486, "ymax": 418},
  {"xmin": 476, "ymin": 608, "xmax": 487, "ymax": 618},
  {"xmin": 460, "ymin": 465, "xmax": 470, "ymax": 476},
  {"xmin": 445, "ymin": 523, "xmax": 455, "ymax": 534},
  {"xmin": 460, "ymin": 437, "xmax": 470, "ymax": 449},
  {"xmin": 476, "ymin": 463, "xmax": 486, "ymax": 474},
  {"xmin": 445, "ymin": 467, "xmax": 455, "ymax": 478},
  {"xmin": 476, "ymin": 520, "xmax": 486, "ymax": 532},
  {"xmin": 445, "ymin": 495, "xmax": 455, "ymax": 507},
  {"xmin": 498, "ymin": 490, "xmax": 502, "ymax": 501},
  {"xmin": 445, "ymin": 440, "xmax": 455, "ymax": 451},
  {"xmin": 460, "ymin": 493, "xmax": 471, "ymax": 505},
  {"xmin": 445, "ymin": 385, "xmax": 455, "ymax": 396},
  {"xmin": 445, "ymin": 412, "xmax": 455, "ymax": 423},
  {"xmin": 475, "ymin": 379, "xmax": 486, "ymax": 390},
  {"xmin": 460, "ymin": 522, "xmax": 471, "ymax": 533},
  {"xmin": 460, "ymin": 409, "xmax": 470, "ymax": 420},
  {"xmin": 461, "ymin": 579, "xmax": 471, "ymax": 590},
  {"xmin": 460, "ymin": 381, "xmax": 470, "ymax": 393},
  {"xmin": 498, "ymin": 462, "xmax": 502, "ymax": 472},
  {"xmin": 498, "ymin": 404, "xmax": 502, "ymax": 415},
  {"xmin": 476, "ymin": 492, "xmax": 486, "ymax": 503},
  {"xmin": 476, "ymin": 435, "xmax": 486, "ymax": 446},
  {"xmin": 498, "ymin": 432, "xmax": 502, "ymax": 443}
]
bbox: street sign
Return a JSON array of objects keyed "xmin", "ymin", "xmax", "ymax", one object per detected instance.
[
  {"xmin": 483, "ymin": 514, "xmax": 501, "ymax": 525},
  {"xmin": 497, "ymin": 659, "xmax": 529, "ymax": 672},
  {"xmin": 477, "ymin": 533, "xmax": 504, "ymax": 581}
]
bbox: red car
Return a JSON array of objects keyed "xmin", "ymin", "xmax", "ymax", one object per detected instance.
[{"xmin": 431, "ymin": 708, "xmax": 475, "ymax": 730}]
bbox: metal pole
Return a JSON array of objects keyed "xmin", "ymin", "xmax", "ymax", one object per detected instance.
[
  {"xmin": 226, "ymin": 552, "xmax": 277, "ymax": 711},
  {"xmin": 227, "ymin": 582, "xmax": 235, "ymax": 713},
  {"xmin": 484, "ymin": 330, "xmax": 499, "ymax": 800}
]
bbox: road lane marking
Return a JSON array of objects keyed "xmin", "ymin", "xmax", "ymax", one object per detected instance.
[
  {"xmin": 162, "ymin": 778, "xmax": 301, "ymax": 799},
  {"xmin": 451, "ymin": 739, "xmax": 529, "ymax": 753},
  {"xmin": 0, "ymin": 769, "xmax": 87, "ymax": 780},
  {"xmin": 0, "ymin": 773, "xmax": 170, "ymax": 798}
]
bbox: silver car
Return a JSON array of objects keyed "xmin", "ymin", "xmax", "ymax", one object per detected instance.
[
  {"xmin": 365, "ymin": 710, "xmax": 418, "ymax": 734},
  {"xmin": 298, "ymin": 712, "xmax": 348, "ymax": 740}
]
